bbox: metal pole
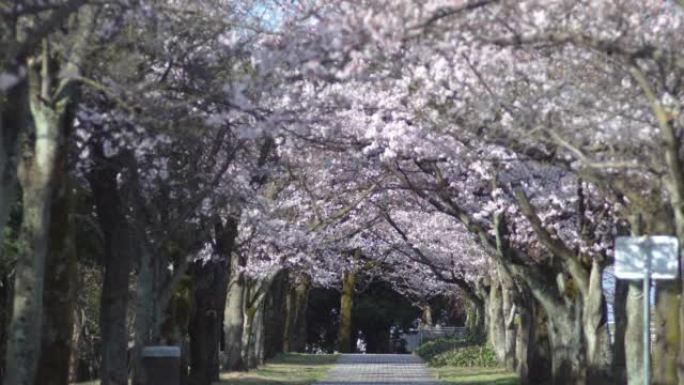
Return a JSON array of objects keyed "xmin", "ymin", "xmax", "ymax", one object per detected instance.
[{"xmin": 643, "ymin": 252, "xmax": 651, "ymax": 385}]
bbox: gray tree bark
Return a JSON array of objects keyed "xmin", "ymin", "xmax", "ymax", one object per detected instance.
[
  {"xmin": 240, "ymin": 274, "xmax": 277, "ymax": 369},
  {"xmin": 0, "ymin": 71, "xmax": 26, "ymax": 382},
  {"xmin": 338, "ymin": 269, "xmax": 357, "ymax": 353},
  {"xmin": 223, "ymin": 255, "xmax": 246, "ymax": 371},
  {"xmin": 188, "ymin": 262, "xmax": 224, "ymax": 385},
  {"xmin": 246, "ymin": 303, "xmax": 265, "ymax": 369},
  {"xmin": 546, "ymin": 306, "xmax": 586, "ymax": 385},
  {"xmin": 88, "ymin": 146, "xmax": 134, "ymax": 385},
  {"xmin": 0, "ymin": 70, "xmax": 26, "ymax": 258},
  {"xmin": 625, "ymin": 282, "xmax": 644, "ymax": 385},
  {"xmin": 498, "ymin": 267, "xmax": 518, "ymax": 371},
  {"xmin": 487, "ymin": 279, "xmax": 506, "ymax": 364},
  {"xmin": 465, "ymin": 296, "xmax": 486, "ymax": 340},
  {"xmin": 4, "ymin": 27, "xmax": 87, "ymax": 384},
  {"xmin": 34, "ymin": 129, "xmax": 77, "ymax": 385},
  {"xmin": 264, "ymin": 269, "xmax": 288, "ymax": 358},
  {"xmin": 189, "ymin": 218, "xmax": 237, "ymax": 384},
  {"xmin": 289, "ymin": 274, "xmax": 311, "ymax": 352},
  {"xmin": 629, "ymin": 67, "xmax": 684, "ymax": 385},
  {"xmin": 420, "ymin": 304, "xmax": 433, "ymax": 327},
  {"xmin": 613, "ymin": 279, "xmax": 628, "ymax": 385},
  {"xmin": 653, "ymin": 281, "xmax": 680, "ymax": 385},
  {"xmin": 514, "ymin": 293, "xmax": 533, "ymax": 385},
  {"xmin": 494, "ymin": 212, "xmax": 585, "ymax": 385},
  {"xmin": 583, "ymin": 259, "xmax": 612, "ymax": 383},
  {"xmin": 624, "ymin": 214, "xmax": 645, "ymax": 385}
]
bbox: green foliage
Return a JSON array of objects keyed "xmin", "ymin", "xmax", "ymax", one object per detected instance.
[
  {"xmin": 414, "ymin": 331, "xmax": 485, "ymax": 360},
  {"xmin": 415, "ymin": 335, "xmax": 499, "ymax": 369},
  {"xmin": 1, "ymin": 225, "xmax": 19, "ymax": 276},
  {"xmin": 2, "ymin": 225, "xmax": 19, "ymax": 254},
  {"xmin": 429, "ymin": 345, "xmax": 499, "ymax": 368},
  {"xmin": 463, "ymin": 329, "xmax": 487, "ymax": 345},
  {"xmin": 415, "ymin": 337, "xmax": 467, "ymax": 360}
]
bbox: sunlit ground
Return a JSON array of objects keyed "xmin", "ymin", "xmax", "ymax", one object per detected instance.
[
  {"xmin": 216, "ymin": 353, "xmax": 339, "ymax": 385},
  {"xmin": 431, "ymin": 366, "xmax": 519, "ymax": 385},
  {"xmin": 74, "ymin": 353, "xmax": 518, "ymax": 385}
]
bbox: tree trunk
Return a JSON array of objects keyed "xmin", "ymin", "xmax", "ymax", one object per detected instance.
[
  {"xmin": 68, "ymin": 308, "xmax": 82, "ymax": 383},
  {"xmin": 625, "ymin": 281, "xmax": 644, "ymax": 385},
  {"xmin": 88, "ymin": 147, "xmax": 134, "ymax": 385},
  {"xmin": 547, "ymin": 307, "xmax": 586, "ymax": 385},
  {"xmin": 188, "ymin": 262, "xmax": 224, "ymax": 385},
  {"xmin": 240, "ymin": 275, "xmax": 275, "ymax": 369},
  {"xmin": 623, "ymin": 214, "xmax": 645, "ymax": 385},
  {"xmin": 4, "ymin": 44, "xmax": 73, "ymax": 385},
  {"xmin": 214, "ymin": 217, "xmax": 237, "ymax": 366},
  {"xmin": 493, "ymin": 212, "xmax": 582, "ymax": 385},
  {"xmin": 654, "ymin": 281, "xmax": 680, "ymax": 385},
  {"xmin": 132, "ymin": 246, "xmax": 160, "ymax": 385},
  {"xmin": 503, "ymin": 304, "xmax": 517, "ymax": 371},
  {"xmin": 0, "ymin": 72, "xmax": 26, "ymax": 258},
  {"xmin": 247, "ymin": 303, "xmax": 265, "ymax": 369},
  {"xmin": 529, "ymin": 304, "xmax": 552, "ymax": 384},
  {"xmin": 500, "ymin": 280, "xmax": 517, "ymax": 370},
  {"xmin": 465, "ymin": 296, "xmax": 486, "ymax": 340},
  {"xmin": 583, "ymin": 259, "xmax": 612, "ymax": 383},
  {"xmin": 613, "ymin": 279, "xmax": 628, "ymax": 385},
  {"xmin": 0, "ymin": 269, "xmax": 14, "ymax": 379},
  {"xmin": 223, "ymin": 266, "xmax": 245, "ymax": 371},
  {"xmin": 283, "ymin": 276, "xmax": 297, "ymax": 353},
  {"xmin": 0, "ymin": 75, "xmax": 25, "ymax": 380},
  {"xmin": 241, "ymin": 305, "xmax": 256, "ymax": 369},
  {"xmin": 514, "ymin": 295, "xmax": 533, "ymax": 385},
  {"xmin": 635, "ymin": 69, "xmax": 684, "ymax": 385},
  {"xmin": 34, "ymin": 144, "xmax": 76, "ymax": 385},
  {"xmin": 188, "ymin": 218, "xmax": 236, "ymax": 384},
  {"xmin": 338, "ymin": 269, "xmax": 356, "ymax": 353},
  {"xmin": 487, "ymin": 280, "xmax": 507, "ymax": 364},
  {"xmin": 264, "ymin": 270, "xmax": 288, "ymax": 358},
  {"xmin": 421, "ymin": 304, "xmax": 433, "ymax": 327},
  {"xmin": 290, "ymin": 274, "xmax": 311, "ymax": 352},
  {"xmin": 189, "ymin": 303, "xmax": 219, "ymax": 385}
]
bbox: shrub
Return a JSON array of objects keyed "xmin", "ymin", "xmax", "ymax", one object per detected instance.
[
  {"xmin": 414, "ymin": 337, "xmax": 466, "ymax": 360},
  {"xmin": 428, "ymin": 345, "xmax": 499, "ymax": 368},
  {"xmin": 413, "ymin": 330, "xmax": 485, "ymax": 360}
]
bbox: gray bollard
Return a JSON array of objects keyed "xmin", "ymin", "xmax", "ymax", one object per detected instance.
[{"xmin": 141, "ymin": 346, "xmax": 181, "ymax": 385}]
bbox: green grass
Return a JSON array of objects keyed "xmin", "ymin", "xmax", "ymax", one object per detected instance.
[
  {"xmin": 216, "ymin": 353, "xmax": 338, "ymax": 385},
  {"xmin": 430, "ymin": 366, "xmax": 519, "ymax": 385}
]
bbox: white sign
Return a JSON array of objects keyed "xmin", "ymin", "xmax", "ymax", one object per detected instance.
[{"xmin": 615, "ymin": 236, "xmax": 679, "ymax": 279}]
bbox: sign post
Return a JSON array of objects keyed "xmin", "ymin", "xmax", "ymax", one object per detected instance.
[
  {"xmin": 615, "ymin": 236, "xmax": 679, "ymax": 385},
  {"xmin": 642, "ymin": 249, "xmax": 651, "ymax": 385}
]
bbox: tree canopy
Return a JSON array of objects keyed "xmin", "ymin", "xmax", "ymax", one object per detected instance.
[{"xmin": 2, "ymin": 1, "xmax": 684, "ymax": 385}]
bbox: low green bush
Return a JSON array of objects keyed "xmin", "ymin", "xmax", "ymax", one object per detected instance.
[
  {"xmin": 414, "ymin": 337, "xmax": 466, "ymax": 360},
  {"xmin": 414, "ymin": 333, "xmax": 499, "ymax": 369},
  {"xmin": 413, "ymin": 331, "xmax": 486, "ymax": 360},
  {"xmin": 428, "ymin": 345, "xmax": 499, "ymax": 368}
]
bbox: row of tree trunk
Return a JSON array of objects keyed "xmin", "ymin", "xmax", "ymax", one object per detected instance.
[
  {"xmin": 1, "ymin": 11, "xmax": 95, "ymax": 385},
  {"xmin": 188, "ymin": 262, "xmax": 312, "ymax": 385},
  {"xmin": 395, "ymin": 164, "xmax": 672, "ymax": 385},
  {"xmin": 1, "ymin": 85, "xmax": 311, "ymax": 385},
  {"xmin": 457, "ymin": 214, "xmax": 662, "ymax": 385}
]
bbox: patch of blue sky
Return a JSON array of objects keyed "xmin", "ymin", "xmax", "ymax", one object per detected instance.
[{"xmin": 238, "ymin": 0, "xmax": 286, "ymax": 30}]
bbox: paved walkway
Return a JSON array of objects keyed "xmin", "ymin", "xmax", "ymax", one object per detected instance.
[{"xmin": 316, "ymin": 354, "xmax": 441, "ymax": 385}]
